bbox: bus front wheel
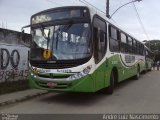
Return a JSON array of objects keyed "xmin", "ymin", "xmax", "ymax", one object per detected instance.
[{"xmin": 99, "ymin": 70, "xmax": 115, "ymax": 94}]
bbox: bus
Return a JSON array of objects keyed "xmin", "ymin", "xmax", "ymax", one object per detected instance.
[
  {"xmin": 144, "ymin": 46, "xmax": 154, "ymax": 71},
  {"xmin": 23, "ymin": 6, "xmax": 153, "ymax": 94}
]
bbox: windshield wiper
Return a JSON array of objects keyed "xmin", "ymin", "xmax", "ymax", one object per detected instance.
[{"xmin": 38, "ymin": 24, "xmax": 51, "ymax": 49}]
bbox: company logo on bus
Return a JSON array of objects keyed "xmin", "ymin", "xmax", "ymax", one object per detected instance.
[{"xmin": 43, "ymin": 49, "xmax": 52, "ymax": 60}]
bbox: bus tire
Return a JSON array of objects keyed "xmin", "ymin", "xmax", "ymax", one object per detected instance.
[
  {"xmin": 134, "ymin": 65, "xmax": 140, "ymax": 80},
  {"xmin": 99, "ymin": 70, "xmax": 115, "ymax": 94},
  {"xmin": 107, "ymin": 71, "xmax": 115, "ymax": 94}
]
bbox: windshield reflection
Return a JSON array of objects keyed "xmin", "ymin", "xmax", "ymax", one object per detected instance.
[{"xmin": 31, "ymin": 23, "xmax": 91, "ymax": 60}]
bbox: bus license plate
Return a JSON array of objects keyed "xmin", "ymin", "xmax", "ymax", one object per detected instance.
[{"xmin": 47, "ymin": 82, "xmax": 58, "ymax": 88}]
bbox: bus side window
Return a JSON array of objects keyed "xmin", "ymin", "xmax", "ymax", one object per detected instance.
[
  {"xmin": 100, "ymin": 30, "xmax": 106, "ymax": 53},
  {"xmin": 93, "ymin": 27, "xmax": 99, "ymax": 59},
  {"xmin": 93, "ymin": 16, "xmax": 107, "ymax": 64},
  {"xmin": 109, "ymin": 26, "xmax": 120, "ymax": 52},
  {"xmin": 120, "ymin": 33, "xmax": 127, "ymax": 53},
  {"xmin": 136, "ymin": 41, "xmax": 140, "ymax": 55},
  {"xmin": 141, "ymin": 44, "xmax": 144, "ymax": 56},
  {"xmin": 128, "ymin": 37, "xmax": 133, "ymax": 54},
  {"xmin": 133, "ymin": 39, "xmax": 137, "ymax": 54}
]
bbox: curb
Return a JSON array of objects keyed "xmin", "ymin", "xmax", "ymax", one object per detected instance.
[{"xmin": 0, "ymin": 91, "xmax": 48, "ymax": 107}]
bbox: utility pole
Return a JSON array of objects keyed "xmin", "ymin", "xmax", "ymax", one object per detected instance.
[{"xmin": 106, "ymin": 0, "xmax": 110, "ymax": 18}]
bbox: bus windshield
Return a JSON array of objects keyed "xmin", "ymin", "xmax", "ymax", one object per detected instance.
[{"xmin": 30, "ymin": 22, "xmax": 91, "ymax": 61}]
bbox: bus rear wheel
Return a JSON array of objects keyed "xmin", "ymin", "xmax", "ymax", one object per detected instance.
[
  {"xmin": 107, "ymin": 71, "xmax": 115, "ymax": 94},
  {"xmin": 134, "ymin": 65, "xmax": 140, "ymax": 80}
]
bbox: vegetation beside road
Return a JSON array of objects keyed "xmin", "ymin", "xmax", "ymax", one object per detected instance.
[{"xmin": 144, "ymin": 40, "xmax": 160, "ymax": 61}]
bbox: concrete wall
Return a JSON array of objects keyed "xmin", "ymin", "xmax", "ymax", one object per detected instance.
[{"xmin": 0, "ymin": 28, "xmax": 31, "ymax": 83}]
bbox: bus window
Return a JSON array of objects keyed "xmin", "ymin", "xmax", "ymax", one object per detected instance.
[
  {"xmin": 136, "ymin": 42, "xmax": 141, "ymax": 55},
  {"xmin": 133, "ymin": 39, "xmax": 137, "ymax": 54},
  {"xmin": 141, "ymin": 44, "xmax": 144, "ymax": 55},
  {"xmin": 93, "ymin": 17, "xmax": 107, "ymax": 64},
  {"xmin": 128, "ymin": 37, "xmax": 133, "ymax": 54},
  {"xmin": 109, "ymin": 26, "xmax": 120, "ymax": 52},
  {"xmin": 120, "ymin": 33, "xmax": 127, "ymax": 53}
]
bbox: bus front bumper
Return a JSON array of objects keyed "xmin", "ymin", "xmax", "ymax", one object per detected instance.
[{"xmin": 28, "ymin": 73, "xmax": 95, "ymax": 93}]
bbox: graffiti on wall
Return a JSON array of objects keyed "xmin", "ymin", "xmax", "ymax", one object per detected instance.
[{"xmin": 0, "ymin": 44, "xmax": 30, "ymax": 83}]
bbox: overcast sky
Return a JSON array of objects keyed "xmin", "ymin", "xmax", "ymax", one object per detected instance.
[{"xmin": 0, "ymin": 0, "xmax": 160, "ymax": 41}]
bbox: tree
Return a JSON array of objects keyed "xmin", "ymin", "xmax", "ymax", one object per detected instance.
[{"xmin": 144, "ymin": 40, "xmax": 160, "ymax": 62}]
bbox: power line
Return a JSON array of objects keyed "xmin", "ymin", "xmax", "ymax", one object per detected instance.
[
  {"xmin": 111, "ymin": 18, "xmax": 118, "ymax": 25},
  {"xmin": 131, "ymin": 0, "xmax": 150, "ymax": 40}
]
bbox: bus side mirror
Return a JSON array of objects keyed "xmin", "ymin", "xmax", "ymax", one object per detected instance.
[
  {"xmin": 20, "ymin": 29, "xmax": 26, "ymax": 45},
  {"xmin": 21, "ymin": 25, "xmax": 31, "ymax": 47},
  {"xmin": 21, "ymin": 29, "xmax": 25, "ymax": 40},
  {"xmin": 22, "ymin": 29, "xmax": 25, "ymax": 34}
]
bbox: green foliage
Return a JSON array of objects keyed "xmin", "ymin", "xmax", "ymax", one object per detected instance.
[
  {"xmin": 145, "ymin": 40, "xmax": 160, "ymax": 51},
  {"xmin": 144, "ymin": 40, "xmax": 160, "ymax": 61}
]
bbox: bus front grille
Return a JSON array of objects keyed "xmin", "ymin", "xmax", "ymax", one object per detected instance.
[
  {"xmin": 38, "ymin": 74, "xmax": 72, "ymax": 79},
  {"xmin": 31, "ymin": 63, "xmax": 78, "ymax": 69}
]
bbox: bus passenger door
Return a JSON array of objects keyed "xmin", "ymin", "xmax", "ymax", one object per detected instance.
[{"xmin": 93, "ymin": 16, "xmax": 107, "ymax": 91}]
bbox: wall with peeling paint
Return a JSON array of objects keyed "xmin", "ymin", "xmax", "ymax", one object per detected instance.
[{"xmin": 0, "ymin": 28, "xmax": 31, "ymax": 83}]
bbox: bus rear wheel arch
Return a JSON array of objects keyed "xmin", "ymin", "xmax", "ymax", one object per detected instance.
[{"xmin": 134, "ymin": 64, "xmax": 140, "ymax": 80}]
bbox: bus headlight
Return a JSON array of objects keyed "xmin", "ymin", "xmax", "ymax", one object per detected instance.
[
  {"xmin": 83, "ymin": 65, "xmax": 92, "ymax": 74},
  {"xmin": 67, "ymin": 65, "xmax": 92, "ymax": 81}
]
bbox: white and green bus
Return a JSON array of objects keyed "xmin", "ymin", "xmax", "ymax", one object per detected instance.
[
  {"xmin": 144, "ymin": 46, "xmax": 154, "ymax": 71},
  {"xmin": 25, "ymin": 6, "xmax": 153, "ymax": 94}
]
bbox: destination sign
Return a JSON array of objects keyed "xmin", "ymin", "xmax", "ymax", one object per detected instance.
[{"xmin": 31, "ymin": 8, "xmax": 89, "ymax": 24}]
